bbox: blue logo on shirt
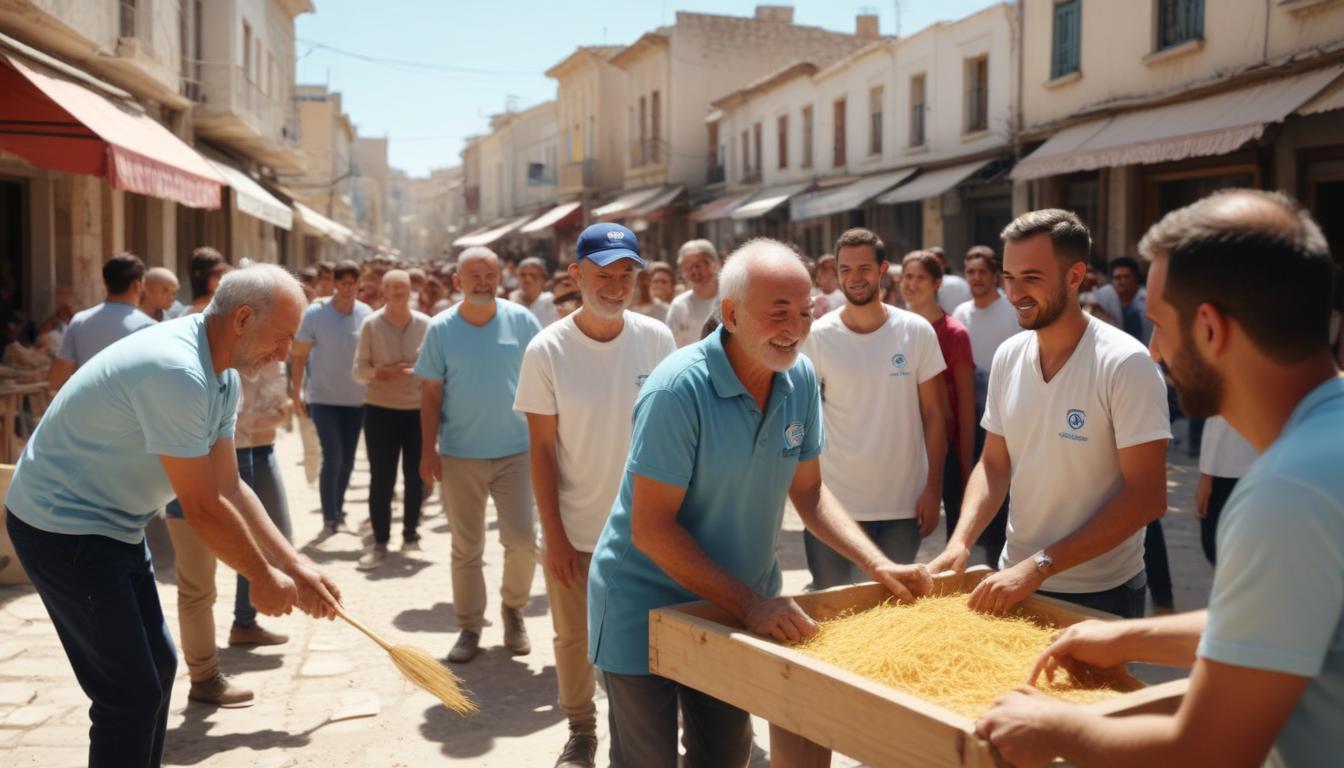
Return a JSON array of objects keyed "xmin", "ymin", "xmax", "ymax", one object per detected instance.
[
  {"xmin": 889, "ymin": 352, "xmax": 910, "ymax": 377},
  {"xmin": 636, "ymin": 374, "xmax": 649, "ymax": 388},
  {"xmin": 784, "ymin": 422, "xmax": 804, "ymax": 449},
  {"xmin": 1067, "ymin": 409, "xmax": 1086, "ymax": 430}
]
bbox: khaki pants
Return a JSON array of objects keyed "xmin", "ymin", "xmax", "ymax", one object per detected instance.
[
  {"xmin": 298, "ymin": 413, "xmax": 321, "ymax": 486},
  {"xmin": 165, "ymin": 518, "xmax": 219, "ymax": 682},
  {"xmin": 440, "ymin": 452, "xmax": 537, "ymax": 632},
  {"xmin": 543, "ymin": 548, "xmax": 595, "ymax": 735}
]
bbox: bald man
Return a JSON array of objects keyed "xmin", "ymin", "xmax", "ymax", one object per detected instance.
[
  {"xmin": 587, "ymin": 238, "xmax": 933, "ymax": 767},
  {"xmin": 140, "ymin": 267, "xmax": 182, "ymax": 322}
]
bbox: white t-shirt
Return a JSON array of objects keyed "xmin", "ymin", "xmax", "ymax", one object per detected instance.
[
  {"xmin": 513, "ymin": 311, "xmax": 677, "ymax": 551},
  {"xmin": 982, "ymin": 316, "xmax": 1172, "ymax": 593},
  {"xmin": 517, "ymin": 291, "xmax": 560, "ymax": 328},
  {"xmin": 937, "ymin": 275, "xmax": 973, "ymax": 316},
  {"xmin": 802, "ymin": 307, "xmax": 946, "ymax": 521},
  {"xmin": 1199, "ymin": 416, "xmax": 1259, "ymax": 479},
  {"xmin": 665, "ymin": 289, "xmax": 718, "ymax": 347},
  {"xmin": 952, "ymin": 295, "xmax": 1022, "ymax": 406}
]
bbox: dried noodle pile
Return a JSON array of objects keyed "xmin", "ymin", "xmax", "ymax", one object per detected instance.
[{"xmin": 794, "ymin": 595, "xmax": 1124, "ymax": 718}]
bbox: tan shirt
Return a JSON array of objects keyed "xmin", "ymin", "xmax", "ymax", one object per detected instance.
[{"xmin": 353, "ymin": 307, "xmax": 430, "ymax": 410}]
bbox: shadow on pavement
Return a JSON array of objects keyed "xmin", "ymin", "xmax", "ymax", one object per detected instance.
[
  {"xmin": 419, "ymin": 648, "xmax": 565, "ymax": 759},
  {"xmin": 364, "ymin": 552, "xmax": 433, "ymax": 581},
  {"xmin": 217, "ymin": 646, "xmax": 287, "ymax": 675},
  {"xmin": 392, "ymin": 593, "xmax": 551, "ymax": 635},
  {"xmin": 164, "ymin": 704, "xmax": 314, "ymax": 765}
]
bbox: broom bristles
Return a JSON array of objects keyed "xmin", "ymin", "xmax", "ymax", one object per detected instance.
[{"xmin": 388, "ymin": 643, "xmax": 478, "ymax": 715}]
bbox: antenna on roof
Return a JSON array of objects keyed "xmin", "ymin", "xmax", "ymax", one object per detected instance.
[{"xmin": 893, "ymin": 0, "xmax": 902, "ymax": 37}]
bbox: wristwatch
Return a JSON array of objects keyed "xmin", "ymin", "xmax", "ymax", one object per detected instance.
[{"xmin": 1032, "ymin": 550, "xmax": 1054, "ymax": 574}]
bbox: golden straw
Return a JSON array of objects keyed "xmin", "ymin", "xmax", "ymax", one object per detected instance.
[{"xmin": 335, "ymin": 606, "xmax": 477, "ymax": 715}]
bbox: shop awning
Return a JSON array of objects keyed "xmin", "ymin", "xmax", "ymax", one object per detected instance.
[
  {"xmin": 521, "ymin": 201, "xmax": 582, "ymax": 234},
  {"xmin": 689, "ymin": 191, "xmax": 754, "ymax": 223},
  {"xmin": 206, "ymin": 158, "xmax": 292, "ymax": 230},
  {"xmin": 295, "ymin": 203, "xmax": 353, "ymax": 244},
  {"xmin": 452, "ymin": 215, "xmax": 531, "ymax": 248},
  {"xmin": 789, "ymin": 169, "xmax": 915, "ymax": 221},
  {"xmin": 593, "ymin": 187, "xmax": 664, "ymax": 220},
  {"xmin": 0, "ymin": 50, "xmax": 223, "ymax": 208},
  {"xmin": 1012, "ymin": 66, "xmax": 1344, "ymax": 181},
  {"xmin": 730, "ymin": 181, "xmax": 812, "ymax": 220},
  {"xmin": 876, "ymin": 159, "xmax": 994, "ymax": 206},
  {"xmin": 1298, "ymin": 71, "xmax": 1344, "ymax": 116},
  {"xmin": 629, "ymin": 185, "xmax": 685, "ymax": 221}
]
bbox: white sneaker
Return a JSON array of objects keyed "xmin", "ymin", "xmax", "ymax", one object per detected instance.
[{"xmin": 356, "ymin": 544, "xmax": 388, "ymax": 571}]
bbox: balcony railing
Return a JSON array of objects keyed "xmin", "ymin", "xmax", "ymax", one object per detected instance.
[
  {"xmin": 560, "ymin": 159, "xmax": 598, "ymax": 190},
  {"xmin": 742, "ymin": 168, "xmax": 762, "ymax": 185},
  {"xmin": 628, "ymin": 138, "xmax": 669, "ymax": 170},
  {"xmin": 193, "ymin": 62, "xmax": 292, "ymax": 144},
  {"xmin": 706, "ymin": 163, "xmax": 725, "ymax": 185}
]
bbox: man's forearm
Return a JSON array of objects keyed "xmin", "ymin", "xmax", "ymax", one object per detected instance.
[
  {"xmin": 948, "ymin": 460, "xmax": 1009, "ymax": 548},
  {"xmin": 795, "ymin": 483, "xmax": 885, "ymax": 574},
  {"xmin": 181, "ymin": 496, "xmax": 274, "ymax": 583},
  {"xmin": 222, "ymin": 480, "xmax": 298, "ymax": 571},
  {"xmin": 1109, "ymin": 610, "xmax": 1207, "ymax": 668},
  {"xmin": 419, "ymin": 392, "xmax": 441, "ymax": 456},
  {"xmin": 1044, "ymin": 483, "xmax": 1163, "ymax": 574},
  {"xmin": 1049, "ymin": 710, "xmax": 1188, "ymax": 768},
  {"xmin": 635, "ymin": 520, "xmax": 760, "ymax": 620},
  {"xmin": 528, "ymin": 441, "xmax": 567, "ymax": 544},
  {"xmin": 921, "ymin": 405, "xmax": 947, "ymax": 492}
]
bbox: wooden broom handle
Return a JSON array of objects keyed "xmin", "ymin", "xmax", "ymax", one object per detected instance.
[{"xmin": 333, "ymin": 605, "xmax": 393, "ymax": 652}]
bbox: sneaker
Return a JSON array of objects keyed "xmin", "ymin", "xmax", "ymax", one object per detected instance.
[
  {"xmin": 228, "ymin": 622, "xmax": 289, "ymax": 647},
  {"xmin": 188, "ymin": 673, "xmax": 254, "ymax": 708},
  {"xmin": 321, "ymin": 520, "xmax": 339, "ymax": 536},
  {"xmin": 447, "ymin": 630, "xmax": 482, "ymax": 664},
  {"xmin": 357, "ymin": 543, "xmax": 388, "ymax": 572},
  {"xmin": 554, "ymin": 732, "xmax": 598, "ymax": 768},
  {"xmin": 502, "ymin": 606, "xmax": 531, "ymax": 656},
  {"xmin": 1152, "ymin": 603, "xmax": 1177, "ymax": 616},
  {"xmin": 400, "ymin": 538, "xmax": 421, "ymax": 553}
]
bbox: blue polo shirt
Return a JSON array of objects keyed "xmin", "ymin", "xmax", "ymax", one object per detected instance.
[
  {"xmin": 6, "ymin": 315, "xmax": 240, "ymax": 544},
  {"xmin": 1198, "ymin": 375, "xmax": 1344, "ymax": 767},
  {"xmin": 587, "ymin": 326, "xmax": 824, "ymax": 676},
  {"xmin": 56, "ymin": 301, "xmax": 157, "ymax": 366},
  {"xmin": 296, "ymin": 299, "xmax": 372, "ymax": 406},
  {"xmin": 413, "ymin": 299, "xmax": 541, "ymax": 459}
]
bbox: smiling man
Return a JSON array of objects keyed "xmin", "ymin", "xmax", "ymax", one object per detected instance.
[
  {"xmin": 929, "ymin": 209, "xmax": 1170, "ymax": 618},
  {"xmin": 588, "ymin": 238, "xmax": 932, "ymax": 767},
  {"xmin": 665, "ymin": 239, "xmax": 721, "ymax": 347}
]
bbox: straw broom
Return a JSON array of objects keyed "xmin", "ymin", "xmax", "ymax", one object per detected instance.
[{"xmin": 334, "ymin": 605, "xmax": 478, "ymax": 715}]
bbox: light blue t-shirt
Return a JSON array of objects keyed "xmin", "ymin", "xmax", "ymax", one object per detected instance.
[
  {"xmin": 296, "ymin": 299, "xmax": 371, "ymax": 407},
  {"xmin": 588, "ymin": 326, "xmax": 824, "ymax": 676},
  {"xmin": 413, "ymin": 299, "xmax": 541, "ymax": 459},
  {"xmin": 56, "ymin": 301, "xmax": 157, "ymax": 366},
  {"xmin": 1198, "ymin": 375, "xmax": 1344, "ymax": 767},
  {"xmin": 6, "ymin": 315, "xmax": 240, "ymax": 544}
]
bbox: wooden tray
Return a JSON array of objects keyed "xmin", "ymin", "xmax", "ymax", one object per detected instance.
[{"xmin": 648, "ymin": 566, "xmax": 1188, "ymax": 767}]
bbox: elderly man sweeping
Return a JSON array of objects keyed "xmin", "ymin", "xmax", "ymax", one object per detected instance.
[
  {"xmin": 587, "ymin": 238, "xmax": 933, "ymax": 767},
  {"xmin": 4, "ymin": 264, "xmax": 341, "ymax": 768}
]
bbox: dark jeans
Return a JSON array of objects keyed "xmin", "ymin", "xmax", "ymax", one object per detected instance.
[
  {"xmin": 972, "ymin": 421, "xmax": 1009, "ymax": 567},
  {"xmin": 603, "ymin": 671, "xmax": 752, "ymax": 768},
  {"xmin": 233, "ymin": 445, "xmax": 293, "ymax": 628},
  {"xmin": 1143, "ymin": 520, "xmax": 1174, "ymax": 607},
  {"xmin": 804, "ymin": 519, "xmax": 921, "ymax": 590},
  {"xmin": 308, "ymin": 403, "xmax": 364, "ymax": 523},
  {"xmin": 363, "ymin": 404, "xmax": 424, "ymax": 544},
  {"xmin": 6, "ymin": 511, "xmax": 176, "ymax": 768},
  {"xmin": 1040, "ymin": 571, "xmax": 1148, "ymax": 619},
  {"xmin": 1200, "ymin": 476, "xmax": 1239, "ymax": 566}
]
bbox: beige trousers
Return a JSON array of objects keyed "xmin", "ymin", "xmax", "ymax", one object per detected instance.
[
  {"xmin": 440, "ymin": 452, "xmax": 537, "ymax": 632},
  {"xmin": 298, "ymin": 413, "xmax": 321, "ymax": 486},
  {"xmin": 542, "ymin": 548, "xmax": 596, "ymax": 734},
  {"xmin": 165, "ymin": 518, "xmax": 219, "ymax": 682}
]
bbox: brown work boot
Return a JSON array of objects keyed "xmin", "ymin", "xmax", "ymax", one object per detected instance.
[
  {"xmin": 447, "ymin": 630, "xmax": 481, "ymax": 664},
  {"xmin": 228, "ymin": 622, "xmax": 289, "ymax": 647},
  {"xmin": 502, "ymin": 606, "xmax": 531, "ymax": 655},
  {"xmin": 554, "ymin": 732, "xmax": 597, "ymax": 768},
  {"xmin": 188, "ymin": 673, "xmax": 254, "ymax": 708}
]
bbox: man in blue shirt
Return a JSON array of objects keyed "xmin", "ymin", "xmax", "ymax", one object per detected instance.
[
  {"xmin": 978, "ymin": 190, "xmax": 1343, "ymax": 768},
  {"xmin": 588, "ymin": 240, "xmax": 933, "ymax": 767},
  {"xmin": 47, "ymin": 251, "xmax": 156, "ymax": 392},
  {"xmin": 291, "ymin": 260, "xmax": 372, "ymax": 535},
  {"xmin": 416, "ymin": 246, "xmax": 542, "ymax": 664},
  {"xmin": 4, "ymin": 264, "xmax": 341, "ymax": 768}
]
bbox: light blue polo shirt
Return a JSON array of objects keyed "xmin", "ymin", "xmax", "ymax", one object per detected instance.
[
  {"xmin": 587, "ymin": 326, "xmax": 824, "ymax": 676},
  {"xmin": 1198, "ymin": 375, "xmax": 1344, "ymax": 767},
  {"xmin": 296, "ymin": 299, "xmax": 371, "ymax": 406},
  {"xmin": 56, "ymin": 301, "xmax": 157, "ymax": 366},
  {"xmin": 413, "ymin": 299, "xmax": 541, "ymax": 459},
  {"xmin": 6, "ymin": 315, "xmax": 240, "ymax": 544}
]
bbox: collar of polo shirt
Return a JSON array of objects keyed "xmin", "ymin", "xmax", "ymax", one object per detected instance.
[{"xmin": 703, "ymin": 325, "xmax": 795, "ymax": 402}]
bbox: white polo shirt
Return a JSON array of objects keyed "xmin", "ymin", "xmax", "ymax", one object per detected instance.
[
  {"xmin": 983, "ymin": 316, "xmax": 1171, "ymax": 593},
  {"xmin": 513, "ymin": 311, "xmax": 676, "ymax": 551},
  {"xmin": 665, "ymin": 289, "xmax": 718, "ymax": 347},
  {"xmin": 953, "ymin": 295, "xmax": 1022, "ymax": 406},
  {"xmin": 801, "ymin": 306, "xmax": 946, "ymax": 521}
]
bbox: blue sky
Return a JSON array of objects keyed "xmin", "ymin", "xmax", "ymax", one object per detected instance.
[{"xmin": 296, "ymin": 0, "xmax": 1004, "ymax": 177}]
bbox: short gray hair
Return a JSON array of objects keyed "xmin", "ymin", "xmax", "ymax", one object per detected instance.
[
  {"xmin": 204, "ymin": 264, "xmax": 302, "ymax": 321},
  {"xmin": 719, "ymin": 238, "xmax": 804, "ymax": 305},
  {"xmin": 458, "ymin": 246, "xmax": 499, "ymax": 268},
  {"xmin": 677, "ymin": 239, "xmax": 718, "ymax": 263}
]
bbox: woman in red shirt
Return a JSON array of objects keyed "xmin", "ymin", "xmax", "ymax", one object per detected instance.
[{"xmin": 901, "ymin": 250, "xmax": 976, "ymax": 540}]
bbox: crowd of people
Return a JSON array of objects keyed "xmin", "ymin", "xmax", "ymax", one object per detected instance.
[{"xmin": 2, "ymin": 187, "xmax": 1341, "ymax": 768}]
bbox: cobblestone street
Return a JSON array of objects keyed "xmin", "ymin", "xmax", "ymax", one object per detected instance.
[{"xmin": 0, "ymin": 425, "xmax": 1212, "ymax": 767}]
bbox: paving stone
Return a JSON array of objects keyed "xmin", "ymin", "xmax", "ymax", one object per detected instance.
[
  {"xmin": 17, "ymin": 722, "xmax": 88, "ymax": 747},
  {"xmin": 0, "ymin": 704, "xmax": 63, "ymax": 728},
  {"xmin": 0, "ymin": 683, "xmax": 36, "ymax": 706},
  {"xmin": 298, "ymin": 654, "xmax": 354, "ymax": 678},
  {"xmin": 4, "ymin": 594, "xmax": 51, "ymax": 622},
  {"xmin": 0, "ymin": 641, "xmax": 23, "ymax": 661}
]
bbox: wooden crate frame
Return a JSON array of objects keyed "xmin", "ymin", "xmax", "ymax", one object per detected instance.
[{"xmin": 649, "ymin": 566, "xmax": 1188, "ymax": 767}]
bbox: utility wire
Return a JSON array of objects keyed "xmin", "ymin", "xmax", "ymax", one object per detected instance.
[{"xmin": 296, "ymin": 38, "xmax": 544, "ymax": 78}]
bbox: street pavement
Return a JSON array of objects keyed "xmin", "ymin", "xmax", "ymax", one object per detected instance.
[{"xmin": 0, "ymin": 422, "xmax": 1212, "ymax": 767}]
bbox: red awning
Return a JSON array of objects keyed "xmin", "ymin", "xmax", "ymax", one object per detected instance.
[{"xmin": 0, "ymin": 51, "xmax": 222, "ymax": 208}]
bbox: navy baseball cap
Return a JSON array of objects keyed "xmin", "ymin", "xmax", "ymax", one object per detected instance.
[{"xmin": 576, "ymin": 223, "xmax": 644, "ymax": 267}]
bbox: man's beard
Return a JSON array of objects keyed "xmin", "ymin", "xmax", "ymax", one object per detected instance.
[
  {"xmin": 1168, "ymin": 331, "xmax": 1224, "ymax": 419},
  {"xmin": 464, "ymin": 291, "xmax": 495, "ymax": 306},
  {"xmin": 1020, "ymin": 282, "xmax": 1069, "ymax": 330},
  {"xmin": 842, "ymin": 281, "xmax": 878, "ymax": 306}
]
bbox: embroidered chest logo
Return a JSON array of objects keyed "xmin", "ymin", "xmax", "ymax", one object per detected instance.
[
  {"xmin": 784, "ymin": 422, "xmax": 805, "ymax": 449},
  {"xmin": 1060, "ymin": 409, "xmax": 1089, "ymax": 442},
  {"xmin": 636, "ymin": 374, "xmax": 649, "ymax": 389},
  {"xmin": 889, "ymin": 352, "xmax": 910, "ymax": 377}
]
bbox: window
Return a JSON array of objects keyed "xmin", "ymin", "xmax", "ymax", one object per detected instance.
[
  {"xmin": 869, "ymin": 86, "xmax": 884, "ymax": 156},
  {"xmin": 120, "ymin": 0, "xmax": 138, "ymax": 38},
  {"xmin": 801, "ymin": 105, "xmax": 814, "ymax": 168},
  {"xmin": 707, "ymin": 122, "xmax": 719, "ymax": 167},
  {"xmin": 638, "ymin": 95, "xmax": 647, "ymax": 165},
  {"xmin": 753, "ymin": 122, "xmax": 763, "ymax": 176},
  {"xmin": 909, "ymin": 74, "xmax": 926, "ymax": 147},
  {"xmin": 833, "ymin": 98, "xmax": 847, "ymax": 167},
  {"xmin": 267, "ymin": 52, "xmax": 275, "ymax": 96},
  {"xmin": 1157, "ymin": 0, "xmax": 1204, "ymax": 50},
  {"xmin": 651, "ymin": 90, "xmax": 661, "ymax": 163},
  {"xmin": 572, "ymin": 123, "xmax": 582, "ymax": 162},
  {"xmin": 777, "ymin": 114, "xmax": 789, "ymax": 169},
  {"xmin": 964, "ymin": 56, "xmax": 988, "ymax": 133},
  {"xmin": 741, "ymin": 129, "xmax": 750, "ymax": 176},
  {"xmin": 242, "ymin": 21, "xmax": 252, "ymax": 81},
  {"xmin": 1052, "ymin": 0, "xmax": 1081, "ymax": 78}
]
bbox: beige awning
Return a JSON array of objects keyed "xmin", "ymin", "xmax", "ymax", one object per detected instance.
[
  {"xmin": 1298, "ymin": 71, "xmax": 1344, "ymax": 116},
  {"xmin": 876, "ymin": 160, "xmax": 993, "ymax": 206},
  {"xmin": 207, "ymin": 158, "xmax": 293, "ymax": 230},
  {"xmin": 689, "ymin": 191, "xmax": 754, "ymax": 223},
  {"xmin": 295, "ymin": 203, "xmax": 353, "ymax": 244},
  {"xmin": 452, "ymin": 215, "xmax": 531, "ymax": 248},
  {"xmin": 629, "ymin": 185, "xmax": 684, "ymax": 221},
  {"xmin": 520, "ymin": 201, "xmax": 582, "ymax": 234},
  {"xmin": 730, "ymin": 181, "xmax": 812, "ymax": 220},
  {"xmin": 593, "ymin": 187, "xmax": 664, "ymax": 220},
  {"xmin": 789, "ymin": 169, "xmax": 915, "ymax": 221},
  {"xmin": 1012, "ymin": 66, "xmax": 1344, "ymax": 181}
]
